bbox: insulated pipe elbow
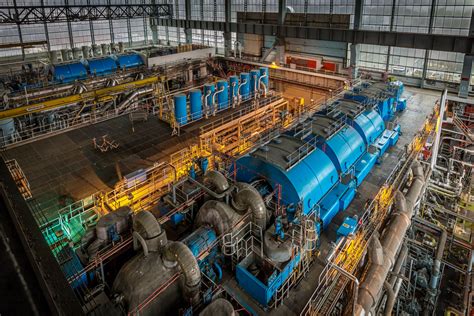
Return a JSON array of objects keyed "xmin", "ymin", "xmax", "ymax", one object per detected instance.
[
  {"xmin": 237, "ymin": 79, "xmax": 247, "ymax": 103},
  {"xmin": 203, "ymin": 90, "xmax": 212, "ymax": 118},
  {"xmin": 212, "ymin": 86, "xmax": 225, "ymax": 115},
  {"xmin": 232, "ymin": 183, "xmax": 267, "ymax": 229},
  {"xmin": 162, "ymin": 241, "xmax": 201, "ymax": 303},
  {"xmin": 204, "ymin": 170, "xmax": 230, "ymax": 194},
  {"xmin": 194, "ymin": 200, "xmax": 238, "ymax": 236},
  {"xmin": 405, "ymin": 160, "xmax": 425, "ymax": 210},
  {"xmin": 258, "ymin": 74, "xmax": 268, "ymax": 97}
]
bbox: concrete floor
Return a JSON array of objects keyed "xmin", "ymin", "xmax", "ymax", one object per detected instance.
[{"xmin": 223, "ymin": 87, "xmax": 441, "ymax": 315}]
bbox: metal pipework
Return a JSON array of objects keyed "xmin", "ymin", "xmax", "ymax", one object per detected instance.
[
  {"xmin": 162, "ymin": 241, "xmax": 201, "ymax": 304},
  {"xmin": 258, "ymin": 73, "xmax": 268, "ymax": 97},
  {"xmin": 233, "ymin": 41, "xmax": 242, "ymax": 59},
  {"xmin": 212, "ymin": 86, "xmax": 225, "ymax": 116},
  {"xmin": 116, "ymin": 87, "xmax": 154, "ymax": 113},
  {"xmin": 203, "ymin": 89, "xmax": 212, "ymax": 118},
  {"xmin": 237, "ymin": 78, "xmax": 248, "ymax": 104},
  {"xmin": 232, "ymin": 182, "xmax": 267, "ymax": 228},
  {"xmin": 133, "ymin": 210, "xmax": 167, "ymax": 254},
  {"xmin": 429, "ymin": 228, "xmax": 447, "ymax": 293},
  {"xmin": 205, "ymin": 170, "xmax": 230, "ymax": 194},
  {"xmin": 194, "ymin": 200, "xmax": 241, "ymax": 236},
  {"xmin": 355, "ymin": 161, "xmax": 426, "ymax": 316},
  {"xmin": 384, "ymin": 245, "xmax": 408, "ymax": 316},
  {"xmin": 231, "ymin": 81, "xmax": 237, "ymax": 107}
]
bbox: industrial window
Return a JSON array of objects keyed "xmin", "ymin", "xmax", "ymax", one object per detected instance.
[
  {"xmin": 0, "ymin": 24, "xmax": 22, "ymax": 57},
  {"xmin": 389, "ymin": 47, "xmax": 425, "ymax": 79},
  {"xmin": 426, "ymin": 50, "xmax": 464, "ymax": 83},
  {"xmin": 361, "ymin": 0, "xmax": 392, "ymax": 31},
  {"xmin": 48, "ymin": 22, "xmax": 71, "ymax": 50},
  {"xmin": 130, "ymin": 18, "xmax": 146, "ymax": 44},
  {"xmin": 358, "ymin": 44, "xmax": 388, "ymax": 72},
  {"xmin": 21, "ymin": 23, "xmax": 48, "ymax": 55},
  {"xmin": 112, "ymin": 20, "xmax": 130, "ymax": 45},
  {"xmin": 70, "ymin": 21, "xmax": 92, "ymax": 48},
  {"xmin": 393, "ymin": 0, "xmax": 431, "ymax": 34},
  {"xmin": 433, "ymin": 0, "xmax": 473, "ymax": 36},
  {"xmin": 93, "ymin": 20, "xmax": 112, "ymax": 45}
]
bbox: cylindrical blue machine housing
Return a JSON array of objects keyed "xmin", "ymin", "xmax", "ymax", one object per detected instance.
[
  {"xmin": 204, "ymin": 84, "xmax": 215, "ymax": 111},
  {"xmin": 116, "ymin": 54, "xmax": 144, "ymax": 70},
  {"xmin": 259, "ymin": 67, "xmax": 269, "ymax": 91},
  {"xmin": 351, "ymin": 109, "xmax": 385, "ymax": 145},
  {"xmin": 217, "ymin": 80, "xmax": 229, "ymax": 110},
  {"xmin": 88, "ymin": 57, "xmax": 117, "ymax": 76},
  {"xmin": 229, "ymin": 75, "xmax": 239, "ymax": 102},
  {"xmin": 189, "ymin": 89, "xmax": 203, "ymax": 120},
  {"xmin": 250, "ymin": 70, "xmax": 260, "ymax": 95},
  {"xmin": 174, "ymin": 94, "xmax": 187, "ymax": 126},
  {"xmin": 182, "ymin": 227, "xmax": 217, "ymax": 257},
  {"xmin": 235, "ymin": 136, "xmax": 339, "ymax": 215},
  {"xmin": 318, "ymin": 125, "xmax": 366, "ymax": 174},
  {"xmin": 53, "ymin": 62, "xmax": 88, "ymax": 83},
  {"xmin": 239, "ymin": 73, "xmax": 250, "ymax": 100}
]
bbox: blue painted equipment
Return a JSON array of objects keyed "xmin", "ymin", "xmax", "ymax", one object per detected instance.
[
  {"xmin": 58, "ymin": 247, "xmax": 89, "ymax": 289},
  {"xmin": 236, "ymin": 252, "xmax": 301, "ymax": 306},
  {"xmin": 170, "ymin": 213, "xmax": 185, "ymax": 225},
  {"xmin": 217, "ymin": 80, "xmax": 229, "ymax": 110},
  {"xmin": 200, "ymin": 157, "xmax": 209, "ymax": 174},
  {"xmin": 229, "ymin": 75, "xmax": 239, "ymax": 103},
  {"xmin": 116, "ymin": 54, "xmax": 144, "ymax": 70},
  {"xmin": 273, "ymin": 216, "xmax": 284, "ymax": 240},
  {"xmin": 189, "ymin": 89, "xmax": 203, "ymax": 120},
  {"xmin": 250, "ymin": 70, "xmax": 260, "ymax": 95},
  {"xmin": 183, "ymin": 227, "xmax": 217, "ymax": 257},
  {"xmin": 88, "ymin": 57, "xmax": 117, "ymax": 76},
  {"xmin": 239, "ymin": 72, "xmax": 250, "ymax": 100},
  {"xmin": 336, "ymin": 216, "xmax": 358, "ymax": 242},
  {"xmin": 53, "ymin": 62, "xmax": 88, "ymax": 83},
  {"xmin": 174, "ymin": 94, "xmax": 187, "ymax": 125},
  {"xmin": 259, "ymin": 67, "xmax": 269, "ymax": 91},
  {"xmin": 203, "ymin": 84, "xmax": 215, "ymax": 113},
  {"xmin": 397, "ymin": 98, "xmax": 407, "ymax": 111}
]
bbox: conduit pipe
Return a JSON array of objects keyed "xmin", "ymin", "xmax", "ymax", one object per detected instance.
[
  {"xmin": 116, "ymin": 87, "xmax": 153, "ymax": 113},
  {"xmin": 194, "ymin": 200, "xmax": 240, "ymax": 236},
  {"xmin": 205, "ymin": 170, "xmax": 230, "ymax": 193},
  {"xmin": 203, "ymin": 89, "xmax": 212, "ymax": 118},
  {"xmin": 237, "ymin": 79, "xmax": 247, "ymax": 104},
  {"xmin": 355, "ymin": 161, "xmax": 426, "ymax": 316},
  {"xmin": 231, "ymin": 81, "xmax": 237, "ymax": 107},
  {"xmin": 232, "ymin": 183, "xmax": 267, "ymax": 228},
  {"xmin": 212, "ymin": 86, "xmax": 225, "ymax": 115},
  {"xmin": 258, "ymin": 74, "xmax": 268, "ymax": 97},
  {"xmin": 384, "ymin": 245, "xmax": 408, "ymax": 316},
  {"xmin": 429, "ymin": 228, "xmax": 447, "ymax": 291},
  {"xmin": 163, "ymin": 241, "xmax": 201, "ymax": 303}
]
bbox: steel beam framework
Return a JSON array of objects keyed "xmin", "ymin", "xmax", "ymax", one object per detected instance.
[
  {"xmin": 153, "ymin": 18, "xmax": 474, "ymax": 54},
  {"xmin": 0, "ymin": 4, "xmax": 173, "ymax": 24}
]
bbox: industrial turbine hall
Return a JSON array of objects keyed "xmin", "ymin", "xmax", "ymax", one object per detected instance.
[{"xmin": 0, "ymin": 1, "xmax": 473, "ymax": 316}]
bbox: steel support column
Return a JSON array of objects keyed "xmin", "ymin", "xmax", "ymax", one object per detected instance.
[
  {"xmin": 350, "ymin": 0, "xmax": 364, "ymax": 79},
  {"xmin": 184, "ymin": 0, "xmax": 192, "ymax": 44},
  {"xmin": 458, "ymin": 11, "xmax": 474, "ymax": 98},
  {"xmin": 421, "ymin": 0, "xmax": 437, "ymax": 88},
  {"xmin": 458, "ymin": 55, "xmax": 473, "ymax": 98},
  {"xmin": 224, "ymin": 0, "xmax": 232, "ymax": 57}
]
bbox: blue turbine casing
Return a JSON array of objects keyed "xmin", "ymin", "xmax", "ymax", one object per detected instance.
[
  {"xmin": 315, "ymin": 124, "xmax": 366, "ymax": 174},
  {"xmin": 182, "ymin": 227, "xmax": 217, "ymax": 258},
  {"xmin": 189, "ymin": 89, "xmax": 203, "ymax": 120},
  {"xmin": 53, "ymin": 62, "xmax": 88, "ymax": 83},
  {"xmin": 116, "ymin": 54, "xmax": 144, "ymax": 70},
  {"xmin": 217, "ymin": 80, "xmax": 229, "ymax": 110},
  {"xmin": 229, "ymin": 75, "xmax": 239, "ymax": 101},
  {"xmin": 259, "ymin": 67, "xmax": 269, "ymax": 91},
  {"xmin": 88, "ymin": 57, "xmax": 118, "ymax": 76},
  {"xmin": 249, "ymin": 70, "xmax": 260, "ymax": 95},
  {"xmin": 204, "ymin": 84, "xmax": 215, "ymax": 109},
  {"xmin": 235, "ymin": 136, "xmax": 338, "ymax": 215},
  {"xmin": 239, "ymin": 73, "xmax": 250, "ymax": 99},
  {"xmin": 351, "ymin": 109, "xmax": 385, "ymax": 145},
  {"xmin": 174, "ymin": 94, "xmax": 187, "ymax": 125}
]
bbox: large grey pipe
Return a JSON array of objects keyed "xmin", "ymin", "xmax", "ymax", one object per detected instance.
[
  {"xmin": 162, "ymin": 241, "xmax": 201, "ymax": 304},
  {"xmin": 195, "ymin": 200, "xmax": 241, "ymax": 236},
  {"xmin": 232, "ymin": 182, "xmax": 267, "ymax": 228},
  {"xmin": 355, "ymin": 161, "xmax": 425, "ymax": 316},
  {"xmin": 133, "ymin": 210, "xmax": 167, "ymax": 254},
  {"xmin": 204, "ymin": 170, "xmax": 229, "ymax": 194}
]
